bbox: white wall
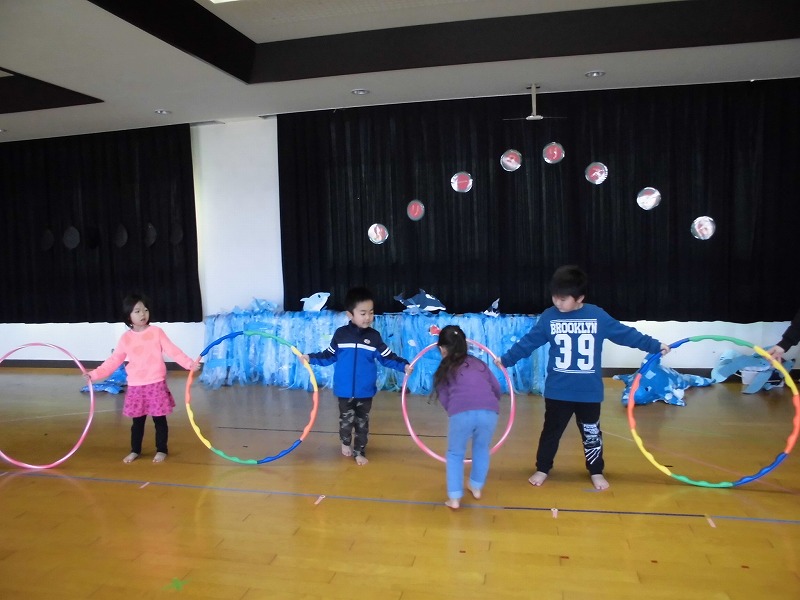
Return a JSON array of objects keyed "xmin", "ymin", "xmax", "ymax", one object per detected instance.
[
  {"xmin": 0, "ymin": 117, "xmax": 794, "ymax": 370},
  {"xmin": 602, "ymin": 320, "xmax": 792, "ymax": 369},
  {"xmin": 192, "ymin": 117, "xmax": 284, "ymax": 315}
]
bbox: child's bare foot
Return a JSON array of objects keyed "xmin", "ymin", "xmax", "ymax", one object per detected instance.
[
  {"xmin": 355, "ymin": 455, "xmax": 368, "ymax": 466},
  {"xmin": 122, "ymin": 452, "xmax": 139, "ymax": 463},
  {"xmin": 341, "ymin": 444, "xmax": 353, "ymax": 457},
  {"xmin": 590, "ymin": 474, "xmax": 609, "ymax": 490},
  {"xmin": 445, "ymin": 498, "xmax": 460, "ymax": 509},
  {"xmin": 467, "ymin": 484, "xmax": 482, "ymax": 499},
  {"xmin": 528, "ymin": 471, "xmax": 548, "ymax": 486}
]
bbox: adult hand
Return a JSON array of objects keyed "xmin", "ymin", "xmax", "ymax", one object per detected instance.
[{"xmin": 768, "ymin": 345, "xmax": 785, "ymax": 362}]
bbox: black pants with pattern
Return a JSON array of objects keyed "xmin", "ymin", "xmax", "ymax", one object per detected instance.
[
  {"xmin": 338, "ymin": 397, "xmax": 373, "ymax": 457},
  {"xmin": 535, "ymin": 398, "xmax": 604, "ymax": 475},
  {"xmin": 130, "ymin": 415, "xmax": 168, "ymax": 455}
]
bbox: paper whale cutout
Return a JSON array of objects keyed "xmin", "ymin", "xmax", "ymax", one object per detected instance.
[
  {"xmin": 394, "ymin": 289, "xmax": 446, "ymax": 315},
  {"xmin": 614, "ymin": 357, "xmax": 714, "ymax": 406},
  {"xmin": 483, "ymin": 298, "xmax": 500, "ymax": 317}
]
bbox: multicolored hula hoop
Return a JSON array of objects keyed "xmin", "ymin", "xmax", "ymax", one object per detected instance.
[
  {"xmin": 185, "ymin": 331, "xmax": 319, "ymax": 465},
  {"xmin": 0, "ymin": 343, "xmax": 95, "ymax": 469},
  {"xmin": 628, "ymin": 334, "xmax": 800, "ymax": 487},
  {"xmin": 401, "ymin": 340, "xmax": 515, "ymax": 463}
]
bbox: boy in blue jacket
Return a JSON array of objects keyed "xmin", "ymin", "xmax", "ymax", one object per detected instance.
[
  {"xmin": 495, "ymin": 266, "xmax": 670, "ymax": 490},
  {"xmin": 302, "ymin": 287, "xmax": 412, "ymax": 465}
]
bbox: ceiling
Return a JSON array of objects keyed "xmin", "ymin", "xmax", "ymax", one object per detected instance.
[{"xmin": 0, "ymin": 0, "xmax": 798, "ymax": 143}]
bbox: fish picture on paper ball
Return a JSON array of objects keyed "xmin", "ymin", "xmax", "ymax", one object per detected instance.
[
  {"xmin": 636, "ymin": 187, "xmax": 662, "ymax": 210},
  {"xmin": 368, "ymin": 223, "xmax": 389, "ymax": 244},
  {"xmin": 542, "ymin": 142, "xmax": 565, "ymax": 164},
  {"xmin": 500, "ymin": 149, "xmax": 522, "ymax": 172},
  {"xmin": 450, "ymin": 172, "xmax": 473, "ymax": 193},
  {"xmin": 585, "ymin": 162, "xmax": 608, "ymax": 185},
  {"xmin": 691, "ymin": 216, "xmax": 716, "ymax": 240},
  {"xmin": 407, "ymin": 200, "xmax": 425, "ymax": 221}
]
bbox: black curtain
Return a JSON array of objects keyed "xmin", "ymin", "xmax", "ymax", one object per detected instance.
[
  {"xmin": 0, "ymin": 124, "xmax": 202, "ymax": 323},
  {"xmin": 279, "ymin": 79, "xmax": 800, "ymax": 322}
]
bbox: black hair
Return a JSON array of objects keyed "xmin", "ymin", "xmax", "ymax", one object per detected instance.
[
  {"xmin": 344, "ymin": 286, "xmax": 374, "ymax": 313},
  {"xmin": 549, "ymin": 265, "xmax": 588, "ymax": 299},
  {"xmin": 122, "ymin": 293, "xmax": 151, "ymax": 328},
  {"xmin": 433, "ymin": 324, "xmax": 468, "ymax": 393}
]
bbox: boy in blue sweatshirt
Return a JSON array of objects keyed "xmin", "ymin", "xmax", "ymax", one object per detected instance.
[
  {"xmin": 495, "ymin": 266, "xmax": 670, "ymax": 490},
  {"xmin": 302, "ymin": 287, "xmax": 412, "ymax": 465}
]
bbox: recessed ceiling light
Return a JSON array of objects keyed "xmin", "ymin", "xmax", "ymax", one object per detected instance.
[
  {"xmin": 585, "ymin": 70, "xmax": 606, "ymax": 78},
  {"xmin": 351, "ymin": 89, "xmax": 370, "ymax": 95},
  {"xmin": 154, "ymin": 109, "xmax": 172, "ymax": 115}
]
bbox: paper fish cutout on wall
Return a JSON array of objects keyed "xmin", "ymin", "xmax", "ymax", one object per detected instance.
[
  {"xmin": 394, "ymin": 289, "xmax": 446, "ymax": 315},
  {"xmin": 614, "ymin": 357, "xmax": 714, "ymax": 406},
  {"xmin": 710, "ymin": 350, "xmax": 793, "ymax": 394},
  {"xmin": 300, "ymin": 292, "xmax": 330, "ymax": 312},
  {"xmin": 249, "ymin": 298, "xmax": 277, "ymax": 312},
  {"xmin": 483, "ymin": 298, "xmax": 500, "ymax": 317}
]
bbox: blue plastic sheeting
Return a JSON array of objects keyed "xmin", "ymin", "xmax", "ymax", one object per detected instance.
[
  {"xmin": 80, "ymin": 363, "xmax": 127, "ymax": 394},
  {"xmin": 198, "ymin": 309, "xmax": 546, "ymax": 395}
]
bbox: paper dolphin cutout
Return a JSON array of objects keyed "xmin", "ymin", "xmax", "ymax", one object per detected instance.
[
  {"xmin": 711, "ymin": 350, "xmax": 793, "ymax": 394},
  {"xmin": 300, "ymin": 292, "xmax": 330, "ymax": 312}
]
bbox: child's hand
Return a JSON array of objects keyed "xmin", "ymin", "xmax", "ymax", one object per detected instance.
[
  {"xmin": 404, "ymin": 364, "xmax": 414, "ymax": 376},
  {"xmin": 659, "ymin": 343, "xmax": 671, "ymax": 356},
  {"xmin": 494, "ymin": 357, "xmax": 504, "ymax": 369},
  {"xmin": 299, "ymin": 354, "xmax": 310, "ymax": 363},
  {"xmin": 191, "ymin": 362, "xmax": 202, "ymax": 372}
]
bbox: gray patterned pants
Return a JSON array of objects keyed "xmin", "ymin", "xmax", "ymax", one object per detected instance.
[{"xmin": 338, "ymin": 397, "xmax": 373, "ymax": 457}]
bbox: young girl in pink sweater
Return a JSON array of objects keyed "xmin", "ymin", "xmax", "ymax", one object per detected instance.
[{"xmin": 90, "ymin": 294, "xmax": 198, "ymax": 463}]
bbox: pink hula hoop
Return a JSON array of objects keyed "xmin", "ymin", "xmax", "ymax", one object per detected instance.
[
  {"xmin": 400, "ymin": 340, "xmax": 516, "ymax": 463},
  {"xmin": 0, "ymin": 343, "xmax": 95, "ymax": 469}
]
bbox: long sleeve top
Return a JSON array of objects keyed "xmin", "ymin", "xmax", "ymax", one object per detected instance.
[
  {"xmin": 307, "ymin": 321, "xmax": 408, "ymax": 398},
  {"xmin": 436, "ymin": 355, "xmax": 501, "ymax": 417},
  {"xmin": 777, "ymin": 308, "xmax": 800, "ymax": 351},
  {"xmin": 500, "ymin": 303, "xmax": 662, "ymax": 403},
  {"xmin": 89, "ymin": 325, "xmax": 195, "ymax": 386}
]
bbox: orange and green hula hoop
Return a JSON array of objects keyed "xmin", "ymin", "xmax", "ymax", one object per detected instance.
[
  {"xmin": 185, "ymin": 330, "xmax": 319, "ymax": 465},
  {"xmin": 628, "ymin": 334, "xmax": 800, "ymax": 488}
]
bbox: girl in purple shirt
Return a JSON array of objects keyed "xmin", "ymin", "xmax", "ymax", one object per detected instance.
[{"xmin": 434, "ymin": 325, "xmax": 501, "ymax": 509}]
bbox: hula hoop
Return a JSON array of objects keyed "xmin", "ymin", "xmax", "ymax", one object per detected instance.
[
  {"xmin": 401, "ymin": 340, "xmax": 516, "ymax": 463},
  {"xmin": 185, "ymin": 330, "xmax": 318, "ymax": 465},
  {"xmin": 628, "ymin": 335, "xmax": 800, "ymax": 487},
  {"xmin": 0, "ymin": 343, "xmax": 95, "ymax": 469}
]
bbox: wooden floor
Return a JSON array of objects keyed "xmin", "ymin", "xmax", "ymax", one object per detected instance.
[{"xmin": 1, "ymin": 367, "xmax": 799, "ymax": 599}]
